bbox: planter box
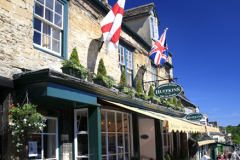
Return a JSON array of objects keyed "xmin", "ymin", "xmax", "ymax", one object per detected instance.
[
  {"xmin": 61, "ymin": 67, "xmax": 86, "ymax": 80},
  {"xmin": 149, "ymin": 97, "xmax": 158, "ymax": 104},
  {"xmin": 93, "ymin": 78, "xmax": 112, "ymax": 88},
  {"xmin": 119, "ymin": 86, "xmax": 129, "ymax": 93}
]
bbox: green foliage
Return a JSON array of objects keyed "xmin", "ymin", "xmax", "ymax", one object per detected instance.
[
  {"xmin": 148, "ymin": 85, "xmax": 154, "ymax": 97},
  {"xmin": 138, "ymin": 92, "xmax": 148, "ymax": 100},
  {"xmin": 178, "ymin": 98, "xmax": 181, "ymax": 106},
  {"xmin": 165, "ymin": 154, "xmax": 171, "ymax": 160},
  {"xmin": 97, "ymin": 58, "xmax": 107, "ymax": 76},
  {"xmin": 136, "ymin": 79, "xmax": 143, "ymax": 93},
  {"xmin": 168, "ymin": 98, "xmax": 172, "ymax": 103},
  {"xmin": 69, "ymin": 47, "xmax": 80, "ymax": 65},
  {"xmin": 8, "ymin": 103, "xmax": 46, "ymax": 152},
  {"xmin": 128, "ymin": 87, "xmax": 136, "ymax": 98},
  {"xmin": 223, "ymin": 125, "xmax": 240, "ymax": 145},
  {"xmin": 173, "ymin": 97, "xmax": 177, "ymax": 105},
  {"xmin": 120, "ymin": 69, "xmax": 127, "ymax": 85},
  {"xmin": 93, "ymin": 74, "xmax": 115, "ymax": 88}
]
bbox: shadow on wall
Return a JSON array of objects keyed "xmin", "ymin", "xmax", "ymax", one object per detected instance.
[
  {"xmin": 134, "ymin": 64, "xmax": 145, "ymax": 90},
  {"xmin": 86, "ymin": 37, "xmax": 102, "ymax": 82}
]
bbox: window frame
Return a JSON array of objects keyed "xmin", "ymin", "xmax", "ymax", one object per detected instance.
[
  {"xmin": 29, "ymin": 116, "xmax": 58, "ymax": 160},
  {"xmin": 74, "ymin": 108, "xmax": 89, "ymax": 160},
  {"xmin": 33, "ymin": 0, "xmax": 68, "ymax": 59},
  {"xmin": 162, "ymin": 124, "xmax": 174, "ymax": 157},
  {"xmin": 118, "ymin": 44, "xmax": 134, "ymax": 86},
  {"xmin": 101, "ymin": 109, "xmax": 134, "ymax": 160},
  {"xmin": 149, "ymin": 16, "xmax": 158, "ymax": 40}
]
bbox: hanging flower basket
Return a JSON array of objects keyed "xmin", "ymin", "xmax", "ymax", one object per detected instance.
[{"xmin": 8, "ymin": 103, "xmax": 46, "ymax": 158}]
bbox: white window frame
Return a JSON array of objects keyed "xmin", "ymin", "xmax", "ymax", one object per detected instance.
[
  {"xmin": 74, "ymin": 108, "xmax": 89, "ymax": 160},
  {"xmin": 118, "ymin": 45, "xmax": 133, "ymax": 86},
  {"xmin": 149, "ymin": 16, "xmax": 158, "ymax": 40},
  {"xmin": 30, "ymin": 116, "xmax": 59, "ymax": 160},
  {"xmin": 101, "ymin": 109, "xmax": 134, "ymax": 160},
  {"xmin": 162, "ymin": 125, "xmax": 174, "ymax": 157},
  {"xmin": 33, "ymin": 0, "xmax": 64, "ymax": 56}
]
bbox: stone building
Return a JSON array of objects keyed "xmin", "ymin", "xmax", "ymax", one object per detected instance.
[{"xmin": 0, "ymin": 0, "xmax": 219, "ymax": 159}]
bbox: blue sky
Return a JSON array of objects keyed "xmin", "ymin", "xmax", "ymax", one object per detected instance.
[{"xmin": 108, "ymin": 0, "xmax": 240, "ymax": 127}]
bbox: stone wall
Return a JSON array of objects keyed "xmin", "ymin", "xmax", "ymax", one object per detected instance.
[{"xmin": 0, "ymin": 0, "xmax": 171, "ymax": 93}]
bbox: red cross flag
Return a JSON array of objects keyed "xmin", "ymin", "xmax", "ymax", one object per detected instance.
[{"xmin": 100, "ymin": 0, "xmax": 126, "ymax": 53}]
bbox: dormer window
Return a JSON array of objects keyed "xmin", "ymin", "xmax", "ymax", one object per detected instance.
[{"xmin": 149, "ymin": 16, "xmax": 158, "ymax": 40}]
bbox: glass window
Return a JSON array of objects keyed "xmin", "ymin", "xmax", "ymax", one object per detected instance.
[
  {"xmin": 34, "ymin": 0, "xmax": 64, "ymax": 56},
  {"xmin": 75, "ymin": 109, "xmax": 89, "ymax": 160},
  {"xmin": 101, "ymin": 110, "xmax": 133, "ymax": 160},
  {"xmin": 149, "ymin": 16, "xmax": 158, "ymax": 40},
  {"xmin": 151, "ymin": 65, "xmax": 156, "ymax": 82},
  {"xmin": 118, "ymin": 45, "xmax": 133, "ymax": 86},
  {"xmin": 28, "ymin": 117, "xmax": 58, "ymax": 160},
  {"xmin": 162, "ymin": 123, "xmax": 173, "ymax": 157}
]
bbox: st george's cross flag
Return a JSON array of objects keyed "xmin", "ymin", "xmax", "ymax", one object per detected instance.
[
  {"xmin": 148, "ymin": 29, "xmax": 169, "ymax": 66},
  {"xmin": 100, "ymin": 0, "xmax": 126, "ymax": 53}
]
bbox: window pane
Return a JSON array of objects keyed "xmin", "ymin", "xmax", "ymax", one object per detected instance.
[
  {"xmin": 129, "ymin": 134, "xmax": 132, "ymax": 152},
  {"xmin": 101, "ymin": 110, "xmax": 106, "ymax": 132},
  {"xmin": 43, "ymin": 135, "xmax": 56, "ymax": 158},
  {"xmin": 117, "ymin": 134, "xmax": 123, "ymax": 154},
  {"xmin": 118, "ymin": 154, "xmax": 124, "ymax": 160},
  {"xmin": 107, "ymin": 112, "xmax": 115, "ymax": 132},
  {"xmin": 77, "ymin": 134, "xmax": 88, "ymax": 156},
  {"xmin": 108, "ymin": 134, "xmax": 116, "ymax": 154},
  {"xmin": 43, "ymin": 23, "xmax": 51, "ymax": 36},
  {"xmin": 117, "ymin": 113, "xmax": 122, "ymax": 132},
  {"xmin": 55, "ymin": 1, "xmax": 63, "ymax": 15},
  {"xmin": 46, "ymin": 0, "xmax": 53, "ymax": 10},
  {"xmin": 42, "ymin": 35, "xmax": 51, "ymax": 49},
  {"xmin": 45, "ymin": 8, "xmax": 53, "ymax": 23},
  {"xmin": 34, "ymin": 18, "xmax": 41, "ymax": 32},
  {"xmin": 109, "ymin": 155, "xmax": 116, "ymax": 160},
  {"xmin": 34, "ymin": 31, "xmax": 41, "ymax": 45},
  {"xmin": 43, "ymin": 119, "xmax": 56, "ymax": 133},
  {"xmin": 125, "ymin": 153, "xmax": 129, "ymax": 160},
  {"xmin": 28, "ymin": 134, "xmax": 42, "ymax": 159},
  {"xmin": 124, "ymin": 114, "xmax": 128, "ymax": 132},
  {"xmin": 128, "ymin": 115, "xmax": 131, "ymax": 132},
  {"xmin": 102, "ymin": 156, "xmax": 107, "ymax": 160},
  {"xmin": 76, "ymin": 110, "xmax": 88, "ymax": 132},
  {"xmin": 52, "ymin": 27, "xmax": 60, "ymax": 40},
  {"xmin": 52, "ymin": 39, "xmax": 60, "ymax": 53},
  {"xmin": 125, "ymin": 134, "xmax": 128, "ymax": 152},
  {"xmin": 36, "ymin": 0, "xmax": 44, "ymax": 4},
  {"xmin": 35, "ymin": 2, "xmax": 44, "ymax": 17},
  {"xmin": 102, "ymin": 134, "xmax": 106, "ymax": 155},
  {"xmin": 54, "ymin": 14, "xmax": 62, "ymax": 27}
]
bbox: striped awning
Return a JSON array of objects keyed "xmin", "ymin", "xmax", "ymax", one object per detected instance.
[
  {"xmin": 206, "ymin": 126, "xmax": 219, "ymax": 133},
  {"xmin": 101, "ymin": 99, "xmax": 206, "ymax": 133},
  {"xmin": 198, "ymin": 140, "xmax": 216, "ymax": 146}
]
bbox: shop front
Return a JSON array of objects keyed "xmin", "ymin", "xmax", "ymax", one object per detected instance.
[{"xmin": 9, "ymin": 69, "xmax": 217, "ymax": 160}]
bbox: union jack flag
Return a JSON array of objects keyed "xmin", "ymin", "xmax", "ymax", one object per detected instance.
[{"xmin": 148, "ymin": 29, "xmax": 169, "ymax": 66}]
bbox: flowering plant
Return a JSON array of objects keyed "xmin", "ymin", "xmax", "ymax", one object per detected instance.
[
  {"xmin": 93, "ymin": 72, "xmax": 115, "ymax": 88},
  {"xmin": 8, "ymin": 103, "xmax": 46, "ymax": 152}
]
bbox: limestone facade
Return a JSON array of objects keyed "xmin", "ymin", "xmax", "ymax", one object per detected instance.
[{"xmin": 0, "ymin": 0, "xmax": 172, "ymax": 90}]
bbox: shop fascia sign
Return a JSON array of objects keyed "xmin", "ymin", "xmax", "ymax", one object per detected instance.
[
  {"xmin": 154, "ymin": 83, "xmax": 182, "ymax": 98},
  {"xmin": 186, "ymin": 113, "xmax": 203, "ymax": 121}
]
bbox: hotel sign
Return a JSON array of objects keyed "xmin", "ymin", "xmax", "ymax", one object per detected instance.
[
  {"xmin": 154, "ymin": 83, "xmax": 182, "ymax": 98},
  {"xmin": 186, "ymin": 113, "xmax": 203, "ymax": 121}
]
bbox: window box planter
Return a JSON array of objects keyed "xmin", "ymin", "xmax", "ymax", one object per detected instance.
[
  {"xmin": 118, "ymin": 85, "xmax": 130, "ymax": 93},
  {"xmin": 149, "ymin": 97, "xmax": 159, "ymax": 104},
  {"xmin": 61, "ymin": 66, "xmax": 78, "ymax": 77},
  {"xmin": 93, "ymin": 77, "xmax": 114, "ymax": 89},
  {"xmin": 61, "ymin": 67, "xmax": 87, "ymax": 80}
]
